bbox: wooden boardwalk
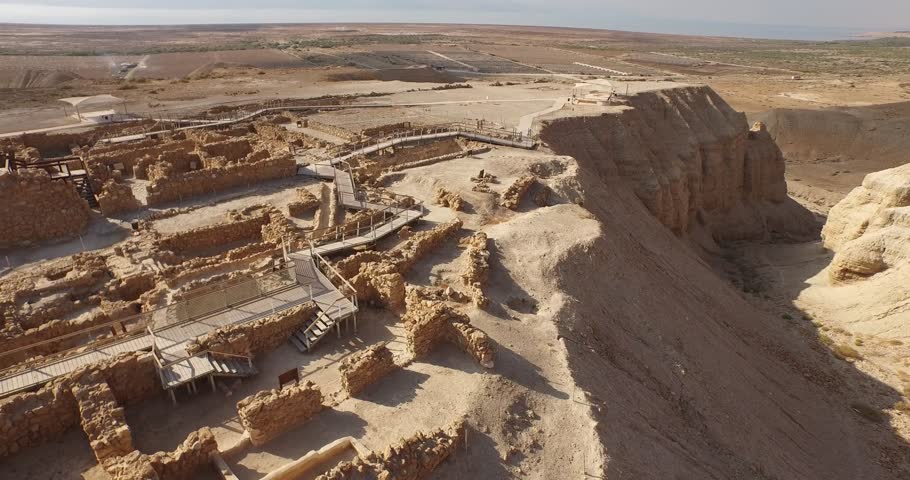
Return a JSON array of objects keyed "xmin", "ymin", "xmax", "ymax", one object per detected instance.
[
  {"xmin": 0, "ymin": 122, "xmax": 530, "ymax": 398},
  {"xmin": 0, "ymin": 335, "xmax": 154, "ymax": 397}
]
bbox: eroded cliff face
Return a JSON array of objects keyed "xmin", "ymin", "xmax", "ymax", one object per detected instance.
[
  {"xmin": 540, "ymin": 86, "xmax": 814, "ymax": 241},
  {"xmin": 822, "ymin": 163, "xmax": 910, "ymax": 282}
]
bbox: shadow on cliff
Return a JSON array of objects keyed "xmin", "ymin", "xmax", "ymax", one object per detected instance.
[{"xmin": 553, "ymin": 168, "xmax": 910, "ymax": 478}]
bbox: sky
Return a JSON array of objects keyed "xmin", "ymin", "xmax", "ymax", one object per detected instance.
[{"xmin": 1, "ymin": 1, "xmax": 907, "ymax": 40}]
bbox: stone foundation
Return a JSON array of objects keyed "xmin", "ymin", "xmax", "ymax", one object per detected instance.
[
  {"xmin": 237, "ymin": 381, "xmax": 325, "ymax": 446},
  {"xmin": 316, "ymin": 420, "xmax": 465, "ymax": 480},
  {"xmin": 288, "ymin": 188, "xmax": 320, "ymax": 217},
  {"xmin": 105, "ymin": 428, "xmax": 219, "ymax": 480}
]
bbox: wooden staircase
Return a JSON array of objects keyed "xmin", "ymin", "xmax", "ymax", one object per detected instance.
[
  {"xmin": 154, "ymin": 350, "xmax": 258, "ymax": 404},
  {"xmin": 71, "ymin": 176, "xmax": 99, "ymax": 208},
  {"xmin": 290, "ymin": 295, "xmax": 357, "ymax": 353},
  {"xmin": 209, "ymin": 354, "xmax": 258, "ymax": 378}
]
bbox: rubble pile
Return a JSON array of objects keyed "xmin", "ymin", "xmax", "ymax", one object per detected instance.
[{"xmin": 434, "ymin": 187, "xmax": 464, "ymax": 211}]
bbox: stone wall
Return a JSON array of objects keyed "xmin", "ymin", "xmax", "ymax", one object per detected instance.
[
  {"xmin": 105, "ymin": 428, "xmax": 219, "ymax": 480},
  {"xmin": 361, "ymin": 122, "xmax": 412, "ymax": 139},
  {"xmin": 307, "ymin": 120, "xmax": 358, "ymax": 142},
  {"xmin": 98, "ymin": 180, "xmax": 142, "ymax": 216},
  {"xmin": 157, "ymin": 207, "xmax": 272, "ymax": 254},
  {"xmin": 0, "ymin": 351, "xmax": 157, "ymax": 458},
  {"xmin": 403, "ymin": 287, "xmax": 495, "ymax": 368},
  {"xmin": 0, "ymin": 379, "xmax": 78, "ymax": 457},
  {"xmin": 198, "ymin": 138, "xmax": 253, "ymax": 162},
  {"xmin": 316, "ymin": 420, "xmax": 465, "ymax": 480},
  {"xmin": 327, "ymin": 220, "xmax": 462, "ymax": 310},
  {"xmin": 459, "ymin": 232, "xmax": 490, "ymax": 307},
  {"xmin": 187, "ymin": 303, "xmax": 317, "ymax": 356},
  {"xmin": 72, "ymin": 372, "xmax": 135, "ymax": 466},
  {"xmin": 339, "ymin": 343, "xmax": 398, "ymax": 396},
  {"xmin": 448, "ymin": 322, "xmax": 495, "ymax": 369},
  {"xmin": 236, "ymin": 381, "xmax": 325, "ymax": 446},
  {"xmin": 145, "ymin": 155, "xmax": 295, "ymax": 206},
  {"xmin": 0, "ymin": 169, "xmax": 91, "ymax": 248},
  {"xmin": 500, "ymin": 175, "xmax": 536, "ymax": 210}
]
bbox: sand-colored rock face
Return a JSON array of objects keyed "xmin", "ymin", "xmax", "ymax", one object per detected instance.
[
  {"xmin": 540, "ymin": 86, "xmax": 813, "ymax": 241},
  {"xmin": 822, "ymin": 163, "xmax": 910, "ymax": 282}
]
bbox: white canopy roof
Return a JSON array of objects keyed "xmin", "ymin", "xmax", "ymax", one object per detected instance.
[{"xmin": 58, "ymin": 95, "xmax": 124, "ymax": 108}]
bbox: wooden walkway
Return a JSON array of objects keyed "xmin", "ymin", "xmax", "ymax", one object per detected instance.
[{"xmin": 0, "ymin": 335, "xmax": 154, "ymax": 397}]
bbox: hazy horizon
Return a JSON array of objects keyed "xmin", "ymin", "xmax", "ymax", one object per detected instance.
[{"xmin": 1, "ymin": 1, "xmax": 907, "ymax": 41}]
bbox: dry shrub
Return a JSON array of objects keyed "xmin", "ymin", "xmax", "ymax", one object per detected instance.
[{"xmin": 833, "ymin": 344, "xmax": 863, "ymax": 361}]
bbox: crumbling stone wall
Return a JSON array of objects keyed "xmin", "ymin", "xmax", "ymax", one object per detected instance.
[
  {"xmin": 0, "ymin": 379, "xmax": 78, "ymax": 457},
  {"xmin": 307, "ymin": 120, "xmax": 358, "ymax": 142},
  {"xmin": 0, "ymin": 169, "xmax": 91, "ymax": 248},
  {"xmin": 145, "ymin": 155, "xmax": 295, "ymax": 206},
  {"xmin": 434, "ymin": 187, "xmax": 463, "ymax": 211},
  {"xmin": 327, "ymin": 220, "xmax": 462, "ymax": 310},
  {"xmin": 98, "ymin": 180, "xmax": 142, "ymax": 216},
  {"xmin": 340, "ymin": 343, "xmax": 398, "ymax": 396},
  {"xmin": 105, "ymin": 427, "xmax": 219, "ymax": 480},
  {"xmin": 157, "ymin": 207, "xmax": 272, "ymax": 255},
  {"xmin": 404, "ymin": 294, "xmax": 471, "ymax": 358},
  {"xmin": 459, "ymin": 232, "xmax": 490, "ymax": 307},
  {"xmin": 0, "ymin": 351, "xmax": 157, "ymax": 458},
  {"xmin": 316, "ymin": 420, "xmax": 465, "ymax": 480},
  {"xmin": 72, "ymin": 372, "xmax": 135, "ymax": 467},
  {"xmin": 403, "ymin": 287, "xmax": 495, "ymax": 368},
  {"xmin": 86, "ymin": 139, "xmax": 195, "ymax": 183},
  {"xmin": 500, "ymin": 175, "xmax": 536, "ymax": 210},
  {"xmin": 448, "ymin": 322, "xmax": 495, "ymax": 368},
  {"xmin": 198, "ymin": 138, "xmax": 253, "ymax": 162},
  {"xmin": 187, "ymin": 303, "xmax": 317, "ymax": 356},
  {"xmin": 361, "ymin": 122, "xmax": 412, "ymax": 139},
  {"xmin": 237, "ymin": 381, "xmax": 325, "ymax": 446}
]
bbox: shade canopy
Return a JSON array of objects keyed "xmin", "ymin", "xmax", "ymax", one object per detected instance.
[{"xmin": 58, "ymin": 95, "xmax": 124, "ymax": 108}]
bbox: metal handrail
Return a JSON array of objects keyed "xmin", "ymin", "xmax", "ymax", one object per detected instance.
[
  {"xmin": 157, "ymin": 349, "xmax": 253, "ymax": 371},
  {"xmin": 313, "ymin": 252, "xmax": 358, "ymax": 309},
  {"xmin": 0, "ymin": 263, "xmax": 298, "ymax": 377}
]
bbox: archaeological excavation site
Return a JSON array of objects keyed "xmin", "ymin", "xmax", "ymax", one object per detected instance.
[{"xmin": 1, "ymin": 43, "xmax": 910, "ymax": 479}]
